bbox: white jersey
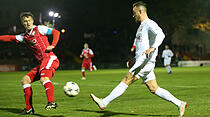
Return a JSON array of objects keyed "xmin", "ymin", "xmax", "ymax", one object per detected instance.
[
  {"xmin": 162, "ymin": 49, "xmax": 174, "ymax": 59},
  {"xmin": 162, "ymin": 49, "xmax": 174, "ymax": 66},
  {"xmin": 133, "ymin": 19, "xmax": 165, "ymax": 62}
]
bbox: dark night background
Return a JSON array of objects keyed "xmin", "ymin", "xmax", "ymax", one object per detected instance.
[{"xmin": 0, "ymin": 0, "xmax": 209, "ymax": 69}]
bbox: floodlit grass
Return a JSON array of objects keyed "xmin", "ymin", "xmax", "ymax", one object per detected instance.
[{"xmin": 0, "ymin": 67, "xmax": 210, "ymax": 117}]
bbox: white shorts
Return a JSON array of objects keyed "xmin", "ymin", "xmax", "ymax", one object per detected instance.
[
  {"xmin": 129, "ymin": 59, "xmax": 156, "ymax": 83},
  {"xmin": 164, "ymin": 59, "xmax": 171, "ymax": 66}
]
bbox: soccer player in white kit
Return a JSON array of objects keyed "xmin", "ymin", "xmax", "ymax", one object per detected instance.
[
  {"xmin": 162, "ymin": 45, "xmax": 174, "ymax": 74},
  {"xmin": 90, "ymin": 1, "xmax": 187, "ymax": 117}
]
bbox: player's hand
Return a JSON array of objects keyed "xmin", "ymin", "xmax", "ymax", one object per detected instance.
[
  {"xmin": 45, "ymin": 45, "xmax": 55, "ymax": 52},
  {"xmin": 80, "ymin": 55, "xmax": 83, "ymax": 58},
  {"xmin": 126, "ymin": 58, "xmax": 136, "ymax": 68},
  {"xmin": 143, "ymin": 47, "xmax": 156, "ymax": 58},
  {"xmin": 131, "ymin": 47, "xmax": 135, "ymax": 52}
]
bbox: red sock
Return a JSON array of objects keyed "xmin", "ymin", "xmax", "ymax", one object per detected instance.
[
  {"xmin": 82, "ymin": 70, "xmax": 85, "ymax": 77},
  {"xmin": 23, "ymin": 85, "xmax": 32, "ymax": 110},
  {"xmin": 43, "ymin": 81, "xmax": 54, "ymax": 102}
]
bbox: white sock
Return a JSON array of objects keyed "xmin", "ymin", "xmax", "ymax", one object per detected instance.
[
  {"xmin": 168, "ymin": 66, "xmax": 171, "ymax": 72},
  {"xmin": 103, "ymin": 81, "xmax": 128, "ymax": 106},
  {"xmin": 166, "ymin": 66, "xmax": 170, "ymax": 73},
  {"xmin": 155, "ymin": 87, "xmax": 181, "ymax": 107}
]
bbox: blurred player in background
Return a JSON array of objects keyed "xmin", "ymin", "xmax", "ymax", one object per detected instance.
[
  {"xmin": 0, "ymin": 12, "xmax": 60, "ymax": 114},
  {"xmin": 80, "ymin": 43, "xmax": 97, "ymax": 80},
  {"xmin": 162, "ymin": 45, "xmax": 174, "ymax": 74},
  {"xmin": 90, "ymin": 1, "xmax": 187, "ymax": 117}
]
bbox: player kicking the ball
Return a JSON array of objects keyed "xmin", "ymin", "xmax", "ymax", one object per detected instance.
[
  {"xmin": 0, "ymin": 12, "xmax": 60, "ymax": 115},
  {"xmin": 90, "ymin": 1, "xmax": 187, "ymax": 117},
  {"xmin": 80, "ymin": 43, "xmax": 97, "ymax": 80}
]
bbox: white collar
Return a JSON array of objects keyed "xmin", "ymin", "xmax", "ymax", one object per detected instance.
[{"xmin": 27, "ymin": 25, "xmax": 36, "ymax": 35}]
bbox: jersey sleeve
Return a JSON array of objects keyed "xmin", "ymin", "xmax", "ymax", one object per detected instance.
[
  {"xmin": 148, "ymin": 21, "xmax": 165, "ymax": 49},
  {"xmin": 169, "ymin": 50, "xmax": 174, "ymax": 57},
  {"xmin": 15, "ymin": 33, "xmax": 24, "ymax": 42},
  {"xmin": 162, "ymin": 50, "xmax": 165, "ymax": 58},
  {"xmin": 38, "ymin": 25, "xmax": 54, "ymax": 35},
  {"xmin": 89, "ymin": 49, "xmax": 94, "ymax": 55},
  {"xmin": 132, "ymin": 38, "xmax": 136, "ymax": 49}
]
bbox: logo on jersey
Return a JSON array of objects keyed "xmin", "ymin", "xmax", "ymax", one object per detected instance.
[{"xmin": 27, "ymin": 38, "xmax": 38, "ymax": 47}]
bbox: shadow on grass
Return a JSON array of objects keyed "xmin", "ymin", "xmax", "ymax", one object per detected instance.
[
  {"xmin": 75, "ymin": 109, "xmax": 177, "ymax": 117},
  {"xmin": 0, "ymin": 107, "xmax": 64, "ymax": 117},
  {"xmin": 75, "ymin": 109, "xmax": 138, "ymax": 117}
]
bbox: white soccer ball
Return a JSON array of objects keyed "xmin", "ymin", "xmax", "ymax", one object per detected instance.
[{"xmin": 64, "ymin": 81, "xmax": 80, "ymax": 97}]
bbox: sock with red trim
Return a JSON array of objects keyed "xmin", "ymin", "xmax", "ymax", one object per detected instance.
[{"xmin": 82, "ymin": 69, "xmax": 85, "ymax": 77}]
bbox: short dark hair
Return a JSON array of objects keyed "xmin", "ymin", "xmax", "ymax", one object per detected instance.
[
  {"xmin": 133, "ymin": 1, "xmax": 147, "ymax": 12},
  {"xmin": 20, "ymin": 12, "xmax": 34, "ymax": 21},
  {"xmin": 133, "ymin": 1, "xmax": 147, "ymax": 8}
]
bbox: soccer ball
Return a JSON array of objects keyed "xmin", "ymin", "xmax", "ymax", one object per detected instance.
[{"xmin": 64, "ymin": 81, "xmax": 80, "ymax": 97}]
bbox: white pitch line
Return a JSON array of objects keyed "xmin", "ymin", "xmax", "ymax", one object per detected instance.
[{"xmin": 174, "ymin": 85, "xmax": 198, "ymax": 88}]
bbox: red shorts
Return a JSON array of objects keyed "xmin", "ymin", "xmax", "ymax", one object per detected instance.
[
  {"xmin": 27, "ymin": 56, "xmax": 59, "ymax": 82},
  {"xmin": 82, "ymin": 59, "xmax": 93, "ymax": 71}
]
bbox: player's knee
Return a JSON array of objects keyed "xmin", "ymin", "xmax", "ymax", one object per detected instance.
[
  {"xmin": 148, "ymin": 85, "xmax": 158, "ymax": 93},
  {"xmin": 21, "ymin": 75, "xmax": 31, "ymax": 85},
  {"xmin": 40, "ymin": 77, "xmax": 50, "ymax": 84},
  {"xmin": 122, "ymin": 73, "xmax": 137, "ymax": 85}
]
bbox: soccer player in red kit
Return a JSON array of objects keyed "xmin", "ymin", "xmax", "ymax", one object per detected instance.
[
  {"xmin": 80, "ymin": 43, "xmax": 97, "ymax": 80},
  {"xmin": 0, "ymin": 12, "xmax": 60, "ymax": 115}
]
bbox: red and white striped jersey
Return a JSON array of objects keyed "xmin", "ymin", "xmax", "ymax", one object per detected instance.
[
  {"xmin": 15, "ymin": 25, "xmax": 56, "ymax": 62},
  {"xmin": 81, "ymin": 48, "xmax": 94, "ymax": 60}
]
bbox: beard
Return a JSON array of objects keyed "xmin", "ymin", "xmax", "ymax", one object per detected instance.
[{"xmin": 134, "ymin": 15, "xmax": 141, "ymax": 22}]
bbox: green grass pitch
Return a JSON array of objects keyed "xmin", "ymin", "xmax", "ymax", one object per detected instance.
[{"xmin": 0, "ymin": 67, "xmax": 210, "ymax": 117}]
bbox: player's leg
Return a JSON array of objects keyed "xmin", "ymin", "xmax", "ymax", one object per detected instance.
[
  {"xmin": 165, "ymin": 64, "xmax": 172, "ymax": 74},
  {"xmin": 146, "ymin": 79, "xmax": 182, "ymax": 106},
  {"xmin": 89, "ymin": 62, "xmax": 93, "ymax": 71},
  {"xmin": 168, "ymin": 60, "xmax": 172, "ymax": 74},
  {"xmin": 21, "ymin": 67, "xmax": 39, "ymax": 115},
  {"xmin": 164, "ymin": 59, "xmax": 172, "ymax": 74},
  {"xmin": 81, "ymin": 67, "xmax": 86, "ymax": 80},
  {"xmin": 90, "ymin": 72, "xmax": 138, "ymax": 110},
  {"xmin": 165, "ymin": 64, "xmax": 169, "ymax": 73},
  {"xmin": 91, "ymin": 61, "xmax": 97, "ymax": 71},
  {"xmin": 21, "ymin": 75, "xmax": 34, "ymax": 114},
  {"xmin": 40, "ymin": 75, "xmax": 57, "ymax": 110},
  {"xmin": 92, "ymin": 65, "xmax": 97, "ymax": 71},
  {"xmin": 145, "ymin": 76, "xmax": 187, "ymax": 116},
  {"xmin": 102, "ymin": 72, "xmax": 138, "ymax": 105},
  {"xmin": 81, "ymin": 61, "xmax": 86, "ymax": 80},
  {"xmin": 39, "ymin": 56, "xmax": 59, "ymax": 110},
  {"xmin": 90, "ymin": 59, "xmax": 145, "ymax": 110}
]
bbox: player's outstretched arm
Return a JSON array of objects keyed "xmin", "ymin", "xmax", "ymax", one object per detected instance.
[
  {"xmin": 46, "ymin": 29, "xmax": 60, "ymax": 52},
  {"xmin": 0, "ymin": 35, "xmax": 16, "ymax": 42}
]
